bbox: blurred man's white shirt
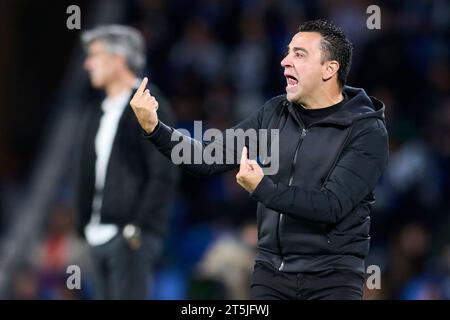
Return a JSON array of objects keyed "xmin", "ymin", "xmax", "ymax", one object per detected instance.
[{"xmin": 85, "ymin": 88, "xmax": 133, "ymax": 246}]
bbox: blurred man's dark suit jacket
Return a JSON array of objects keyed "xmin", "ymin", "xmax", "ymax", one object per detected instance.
[{"xmin": 73, "ymin": 85, "xmax": 178, "ymax": 240}]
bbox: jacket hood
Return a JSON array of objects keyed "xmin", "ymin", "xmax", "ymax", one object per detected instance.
[
  {"xmin": 339, "ymin": 86, "xmax": 385, "ymax": 124},
  {"xmin": 289, "ymin": 86, "xmax": 386, "ymax": 127}
]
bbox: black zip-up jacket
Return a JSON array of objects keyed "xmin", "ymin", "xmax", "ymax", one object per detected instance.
[{"xmin": 146, "ymin": 86, "xmax": 389, "ymax": 274}]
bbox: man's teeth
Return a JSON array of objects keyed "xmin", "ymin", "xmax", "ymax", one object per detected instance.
[{"xmin": 286, "ymin": 76, "xmax": 298, "ymax": 86}]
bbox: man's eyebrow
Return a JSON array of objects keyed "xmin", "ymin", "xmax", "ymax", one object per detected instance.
[
  {"xmin": 285, "ymin": 46, "xmax": 309, "ymax": 54},
  {"xmin": 292, "ymin": 47, "xmax": 309, "ymax": 54}
]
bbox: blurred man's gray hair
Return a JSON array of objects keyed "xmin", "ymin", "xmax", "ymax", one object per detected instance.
[{"xmin": 81, "ymin": 25, "xmax": 146, "ymax": 74}]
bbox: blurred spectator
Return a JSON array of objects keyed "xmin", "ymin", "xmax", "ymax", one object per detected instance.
[
  {"xmin": 73, "ymin": 25, "xmax": 177, "ymax": 299},
  {"xmin": 11, "ymin": 202, "xmax": 92, "ymax": 300},
  {"xmin": 168, "ymin": 17, "xmax": 227, "ymax": 87},
  {"xmin": 190, "ymin": 223, "xmax": 257, "ymax": 299},
  {"xmin": 229, "ymin": 11, "xmax": 269, "ymax": 119},
  {"xmin": 32, "ymin": 202, "xmax": 92, "ymax": 299}
]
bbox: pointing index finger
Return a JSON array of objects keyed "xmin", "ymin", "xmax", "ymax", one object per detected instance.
[
  {"xmin": 240, "ymin": 146, "xmax": 248, "ymax": 167},
  {"xmin": 136, "ymin": 77, "xmax": 148, "ymax": 96}
]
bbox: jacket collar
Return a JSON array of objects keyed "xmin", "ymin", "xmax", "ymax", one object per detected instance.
[{"xmin": 286, "ymin": 86, "xmax": 386, "ymax": 127}]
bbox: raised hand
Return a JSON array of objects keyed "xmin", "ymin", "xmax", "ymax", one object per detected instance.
[
  {"xmin": 236, "ymin": 146, "xmax": 264, "ymax": 193},
  {"xmin": 130, "ymin": 77, "xmax": 159, "ymax": 134}
]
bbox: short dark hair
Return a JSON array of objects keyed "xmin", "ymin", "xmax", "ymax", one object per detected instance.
[{"xmin": 298, "ymin": 19, "xmax": 353, "ymax": 87}]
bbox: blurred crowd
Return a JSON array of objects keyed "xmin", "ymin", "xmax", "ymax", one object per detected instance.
[{"xmin": 1, "ymin": 0, "xmax": 449, "ymax": 299}]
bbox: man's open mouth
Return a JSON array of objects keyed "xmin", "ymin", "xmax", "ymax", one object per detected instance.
[{"xmin": 285, "ymin": 75, "xmax": 298, "ymax": 88}]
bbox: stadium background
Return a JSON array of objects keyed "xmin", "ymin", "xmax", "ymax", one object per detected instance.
[{"xmin": 0, "ymin": 0, "xmax": 449, "ymax": 299}]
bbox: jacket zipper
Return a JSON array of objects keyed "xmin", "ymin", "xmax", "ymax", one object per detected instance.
[
  {"xmin": 278, "ymin": 127, "xmax": 307, "ymax": 271},
  {"xmin": 276, "ymin": 102, "xmax": 355, "ymax": 271}
]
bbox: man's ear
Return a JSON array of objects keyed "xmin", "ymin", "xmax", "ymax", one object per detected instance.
[
  {"xmin": 115, "ymin": 54, "xmax": 129, "ymax": 71},
  {"xmin": 322, "ymin": 60, "xmax": 340, "ymax": 81}
]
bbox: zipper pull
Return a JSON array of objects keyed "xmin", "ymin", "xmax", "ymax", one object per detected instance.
[{"xmin": 301, "ymin": 128, "xmax": 307, "ymax": 138}]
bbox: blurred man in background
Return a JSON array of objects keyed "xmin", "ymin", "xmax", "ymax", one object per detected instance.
[
  {"xmin": 74, "ymin": 25, "xmax": 177, "ymax": 299},
  {"xmin": 130, "ymin": 20, "xmax": 389, "ymax": 300}
]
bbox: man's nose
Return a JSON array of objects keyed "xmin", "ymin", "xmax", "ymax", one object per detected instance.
[{"xmin": 280, "ymin": 54, "xmax": 291, "ymax": 68}]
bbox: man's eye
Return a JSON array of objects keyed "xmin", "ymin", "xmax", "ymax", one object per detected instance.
[{"xmin": 295, "ymin": 52, "xmax": 304, "ymax": 58}]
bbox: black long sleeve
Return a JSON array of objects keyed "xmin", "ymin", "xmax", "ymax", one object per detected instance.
[{"xmin": 145, "ymin": 104, "xmax": 267, "ymax": 176}]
